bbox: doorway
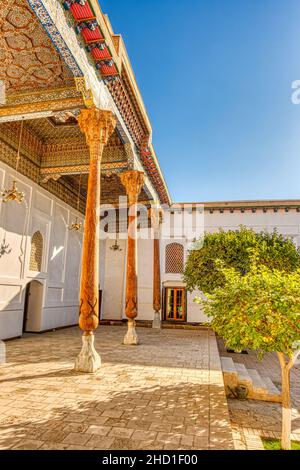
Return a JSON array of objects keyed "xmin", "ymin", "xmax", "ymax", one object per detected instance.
[
  {"xmin": 165, "ymin": 287, "xmax": 186, "ymax": 322},
  {"xmin": 23, "ymin": 280, "xmax": 44, "ymax": 333}
]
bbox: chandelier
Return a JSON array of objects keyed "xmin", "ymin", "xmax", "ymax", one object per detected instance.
[
  {"xmin": 110, "ymin": 237, "xmax": 122, "ymax": 252},
  {"xmin": 1, "ymin": 120, "xmax": 25, "ymax": 204},
  {"xmin": 68, "ymin": 216, "xmax": 82, "ymax": 232},
  {"xmin": 68, "ymin": 173, "xmax": 83, "ymax": 231}
]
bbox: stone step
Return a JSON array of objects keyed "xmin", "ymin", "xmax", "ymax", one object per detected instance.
[
  {"xmin": 234, "ymin": 363, "xmax": 253, "ymax": 389},
  {"xmin": 221, "ymin": 356, "xmax": 236, "ymax": 374},
  {"xmin": 249, "ymin": 375, "xmax": 282, "ymax": 403},
  {"xmin": 220, "ymin": 357, "xmax": 238, "ymax": 389},
  {"xmin": 247, "ymin": 368, "xmax": 268, "ymax": 393},
  {"xmin": 221, "ymin": 357, "xmax": 282, "ymax": 403},
  {"xmin": 262, "ymin": 376, "xmax": 281, "ymax": 397}
]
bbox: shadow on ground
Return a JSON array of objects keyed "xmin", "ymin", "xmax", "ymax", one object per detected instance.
[{"xmin": 0, "ymin": 382, "xmax": 233, "ymax": 450}]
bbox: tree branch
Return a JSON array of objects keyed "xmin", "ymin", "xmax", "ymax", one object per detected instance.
[
  {"xmin": 277, "ymin": 352, "xmax": 287, "ymax": 369},
  {"xmin": 288, "ymin": 349, "xmax": 300, "ymax": 370}
]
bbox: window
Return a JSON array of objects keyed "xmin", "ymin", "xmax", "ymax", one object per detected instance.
[
  {"xmin": 29, "ymin": 231, "xmax": 43, "ymax": 272},
  {"xmin": 165, "ymin": 243, "xmax": 184, "ymax": 273}
]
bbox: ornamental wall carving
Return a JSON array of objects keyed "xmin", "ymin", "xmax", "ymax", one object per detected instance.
[
  {"xmin": 5, "ymin": 87, "xmax": 82, "ymax": 107},
  {"xmin": 0, "ymin": 117, "xmax": 140, "ymax": 211},
  {"xmin": 0, "ymin": 136, "xmax": 87, "ymax": 212}
]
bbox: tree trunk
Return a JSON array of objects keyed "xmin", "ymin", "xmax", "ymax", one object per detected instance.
[{"xmin": 278, "ymin": 353, "xmax": 291, "ymax": 450}]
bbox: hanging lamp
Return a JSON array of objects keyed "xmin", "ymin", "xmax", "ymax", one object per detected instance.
[
  {"xmin": 68, "ymin": 173, "xmax": 83, "ymax": 231},
  {"xmin": 1, "ymin": 120, "xmax": 25, "ymax": 203},
  {"xmin": 110, "ymin": 237, "xmax": 122, "ymax": 252}
]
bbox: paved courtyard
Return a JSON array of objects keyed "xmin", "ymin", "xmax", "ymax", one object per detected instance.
[{"xmin": 0, "ymin": 326, "xmax": 234, "ymax": 450}]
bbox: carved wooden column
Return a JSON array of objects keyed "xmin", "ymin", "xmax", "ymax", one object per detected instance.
[
  {"xmin": 120, "ymin": 170, "xmax": 145, "ymax": 345},
  {"xmin": 75, "ymin": 107, "xmax": 116, "ymax": 372},
  {"xmin": 149, "ymin": 207, "xmax": 162, "ymax": 329}
]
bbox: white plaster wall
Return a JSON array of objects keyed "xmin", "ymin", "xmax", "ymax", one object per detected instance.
[
  {"xmin": 97, "ymin": 207, "xmax": 300, "ymax": 325},
  {"xmin": 204, "ymin": 210, "xmax": 300, "ymax": 245},
  {"xmin": 159, "ymin": 208, "xmax": 300, "ymax": 324},
  {"xmin": 100, "ymin": 237, "xmax": 154, "ymax": 322},
  {"xmin": 0, "ymin": 161, "xmax": 83, "ymax": 339},
  {"xmin": 99, "ymin": 239, "xmax": 106, "ymax": 318},
  {"xmin": 101, "ymin": 238, "xmax": 126, "ymax": 320},
  {"xmin": 137, "ymin": 238, "xmax": 153, "ymax": 321}
]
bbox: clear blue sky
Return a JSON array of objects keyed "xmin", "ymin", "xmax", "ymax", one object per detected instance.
[{"xmin": 100, "ymin": 0, "xmax": 300, "ymax": 202}]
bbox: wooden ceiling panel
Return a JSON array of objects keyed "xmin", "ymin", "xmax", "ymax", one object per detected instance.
[{"xmin": 0, "ymin": 0, "xmax": 74, "ymax": 95}]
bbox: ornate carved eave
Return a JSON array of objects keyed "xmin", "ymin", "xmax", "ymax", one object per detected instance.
[
  {"xmin": 1, "ymin": 0, "xmax": 171, "ymax": 205},
  {"xmin": 205, "ymin": 206, "xmax": 300, "ymax": 214},
  {"xmin": 56, "ymin": 0, "xmax": 171, "ymax": 205}
]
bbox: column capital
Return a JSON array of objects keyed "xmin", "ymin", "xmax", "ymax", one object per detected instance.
[
  {"xmin": 77, "ymin": 107, "xmax": 117, "ymax": 148},
  {"xmin": 120, "ymin": 170, "xmax": 145, "ymax": 205},
  {"xmin": 148, "ymin": 206, "xmax": 163, "ymax": 230}
]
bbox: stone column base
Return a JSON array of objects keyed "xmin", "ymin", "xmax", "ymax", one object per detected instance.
[
  {"xmin": 152, "ymin": 311, "xmax": 161, "ymax": 329},
  {"xmin": 74, "ymin": 332, "xmax": 101, "ymax": 373},
  {"xmin": 123, "ymin": 319, "xmax": 139, "ymax": 345}
]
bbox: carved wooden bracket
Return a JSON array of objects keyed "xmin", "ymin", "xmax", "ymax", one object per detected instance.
[
  {"xmin": 77, "ymin": 107, "xmax": 117, "ymax": 152},
  {"xmin": 119, "ymin": 170, "xmax": 145, "ymax": 205}
]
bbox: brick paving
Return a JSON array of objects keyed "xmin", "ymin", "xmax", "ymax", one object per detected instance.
[
  {"xmin": 218, "ymin": 338, "xmax": 300, "ymax": 450},
  {"xmin": 0, "ymin": 326, "xmax": 234, "ymax": 450}
]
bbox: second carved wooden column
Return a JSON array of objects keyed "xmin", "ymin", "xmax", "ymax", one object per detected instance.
[
  {"xmin": 149, "ymin": 206, "xmax": 162, "ymax": 329},
  {"xmin": 120, "ymin": 170, "xmax": 145, "ymax": 345},
  {"xmin": 75, "ymin": 107, "xmax": 116, "ymax": 372}
]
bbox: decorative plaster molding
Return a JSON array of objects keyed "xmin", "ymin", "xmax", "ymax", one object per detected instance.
[
  {"xmin": 0, "ymin": 111, "xmax": 54, "ymax": 123},
  {"xmin": 6, "ymin": 87, "xmax": 81, "ymax": 106}
]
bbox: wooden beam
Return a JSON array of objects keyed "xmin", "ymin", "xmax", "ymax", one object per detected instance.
[
  {"xmin": 40, "ymin": 162, "xmax": 128, "ymax": 182},
  {"xmin": 0, "ymin": 97, "xmax": 84, "ymax": 119}
]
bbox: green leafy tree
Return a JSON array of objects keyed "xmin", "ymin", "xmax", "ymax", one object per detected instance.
[
  {"xmin": 198, "ymin": 265, "xmax": 300, "ymax": 450},
  {"xmin": 184, "ymin": 227, "xmax": 300, "ymax": 294}
]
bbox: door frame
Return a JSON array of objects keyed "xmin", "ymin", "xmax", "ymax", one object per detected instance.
[
  {"xmin": 22, "ymin": 280, "xmax": 44, "ymax": 333},
  {"xmin": 163, "ymin": 286, "xmax": 186, "ymax": 322},
  {"xmin": 22, "ymin": 282, "xmax": 31, "ymax": 333}
]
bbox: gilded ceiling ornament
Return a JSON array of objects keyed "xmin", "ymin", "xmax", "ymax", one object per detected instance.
[
  {"xmin": 1, "ymin": 120, "xmax": 25, "ymax": 204},
  {"xmin": 1, "ymin": 1, "xmax": 76, "ymax": 95}
]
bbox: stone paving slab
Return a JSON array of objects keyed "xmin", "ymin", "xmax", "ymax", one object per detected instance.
[{"xmin": 0, "ymin": 326, "xmax": 234, "ymax": 450}]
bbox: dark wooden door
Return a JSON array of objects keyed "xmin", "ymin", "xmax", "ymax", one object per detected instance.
[{"xmin": 165, "ymin": 288, "xmax": 186, "ymax": 321}]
